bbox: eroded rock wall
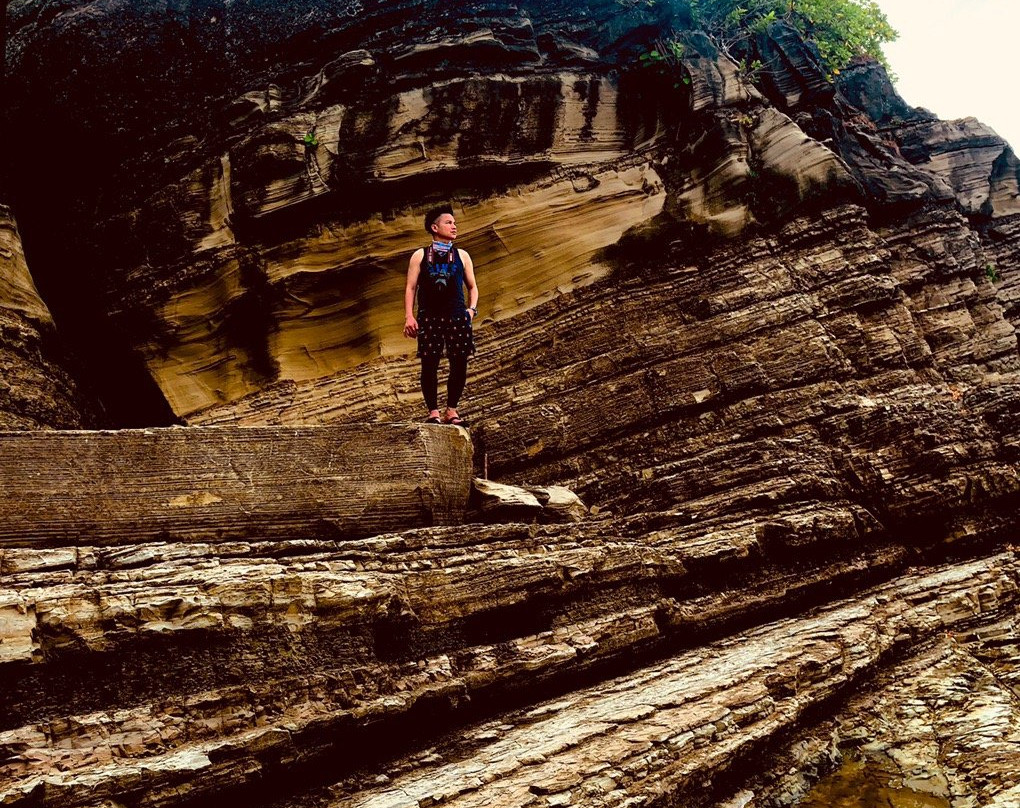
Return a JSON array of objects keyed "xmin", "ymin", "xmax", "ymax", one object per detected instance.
[
  {"xmin": 4, "ymin": 0, "xmax": 685, "ymax": 423},
  {"xmin": 3, "ymin": 3, "xmax": 1020, "ymax": 808},
  {"xmin": 0, "ymin": 205, "xmax": 88, "ymax": 428}
]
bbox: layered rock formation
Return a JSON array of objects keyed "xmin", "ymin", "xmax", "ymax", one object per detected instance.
[
  {"xmin": 3, "ymin": 516, "xmax": 1017, "ymax": 807},
  {"xmin": 0, "ymin": 205, "xmax": 88, "ymax": 428},
  {"xmin": 751, "ymin": 611, "xmax": 1020, "ymax": 808},
  {"xmin": 3, "ymin": 1, "xmax": 1020, "ymax": 807},
  {"xmin": 0, "ymin": 424, "xmax": 472, "ymax": 548},
  {"xmin": 5, "ymin": 0, "xmax": 681, "ymax": 422}
]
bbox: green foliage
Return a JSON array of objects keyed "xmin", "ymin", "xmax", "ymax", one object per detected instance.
[
  {"xmin": 985, "ymin": 263, "xmax": 1001, "ymax": 283},
  {"xmin": 689, "ymin": 0, "xmax": 897, "ymax": 77},
  {"xmin": 639, "ymin": 38, "xmax": 692, "ymax": 87},
  {"xmin": 737, "ymin": 56, "xmax": 765, "ymax": 81},
  {"xmin": 639, "ymin": 39, "xmax": 686, "ymax": 63}
]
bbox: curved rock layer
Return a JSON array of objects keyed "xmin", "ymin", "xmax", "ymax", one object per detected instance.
[
  {"xmin": 3, "ymin": 3, "xmax": 1020, "ymax": 808},
  {"xmin": 0, "ymin": 205, "xmax": 87, "ymax": 429},
  {"xmin": 1, "ymin": 534, "xmax": 1017, "ymax": 807},
  {"xmin": 117, "ymin": 158, "xmax": 664, "ymax": 416},
  {"xmin": 4, "ymin": 0, "xmax": 686, "ymax": 423}
]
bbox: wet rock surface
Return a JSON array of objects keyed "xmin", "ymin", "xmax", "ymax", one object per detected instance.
[{"xmin": 726, "ymin": 611, "xmax": 1020, "ymax": 808}]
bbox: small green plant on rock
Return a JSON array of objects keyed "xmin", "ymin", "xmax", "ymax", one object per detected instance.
[
  {"xmin": 985, "ymin": 262, "xmax": 1001, "ymax": 283},
  {"xmin": 639, "ymin": 37, "xmax": 692, "ymax": 87},
  {"xmin": 737, "ymin": 56, "xmax": 765, "ymax": 81},
  {"xmin": 639, "ymin": 38, "xmax": 685, "ymax": 65}
]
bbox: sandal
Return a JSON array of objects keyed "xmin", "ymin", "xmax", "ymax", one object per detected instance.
[
  {"xmin": 424, "ymin": 415, "xmax": 442, "ymax": 424},
  {"xmin": 444, "ymin": 414, "xmax": 468, "ymax": 427}
]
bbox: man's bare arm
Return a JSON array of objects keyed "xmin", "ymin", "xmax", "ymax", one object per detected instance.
[
  {"xmin": 462, "ymin": 250, "xmax": 479, "ymax": 318},
  {"xmin": 404, "ymin": 248, "xmax": 424, "ymax": 337}
]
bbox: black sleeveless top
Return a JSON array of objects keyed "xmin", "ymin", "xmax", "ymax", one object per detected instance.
[{"xmin": 417, "ymin": 245, "xmax": 467, "ymax": 317}]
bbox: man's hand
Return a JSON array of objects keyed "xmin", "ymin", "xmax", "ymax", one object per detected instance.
[{"xmin": 404, "ymin": 316, "xmax": 419, "ymax": 338}]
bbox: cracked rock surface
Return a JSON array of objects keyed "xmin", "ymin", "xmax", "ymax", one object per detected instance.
[{"xmin": 2, "ymin": 2, "xmax": 1020, "ymax": 806}]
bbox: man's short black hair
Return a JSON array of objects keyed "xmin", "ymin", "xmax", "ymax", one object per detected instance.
[{"xmin": 424, "ymin": 204, "xmax": 454, "ymax": 235}]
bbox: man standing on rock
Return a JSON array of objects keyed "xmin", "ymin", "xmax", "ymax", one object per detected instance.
[{"xmin": 404, "ymin": 204, "xmax": 479, "ymax": 426}]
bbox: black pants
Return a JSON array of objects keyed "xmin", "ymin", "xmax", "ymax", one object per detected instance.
[
  {"xmin": 416, "ymin": 312, "xmax": 474, "ymax": 412},
  {"xmin": 420, "ymin": 354, "xmax": 468, "ymax": 412}
]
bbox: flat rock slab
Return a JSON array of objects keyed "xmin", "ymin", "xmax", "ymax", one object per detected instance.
[
  {"xmin": 472, "ymin": 478, "xmax": 545, "ymax": 522},
  {"xmin": 0, "ymin": 424, "xmax": 471, "ymax": 548}
]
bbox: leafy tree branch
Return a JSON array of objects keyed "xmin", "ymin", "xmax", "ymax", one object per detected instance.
[{"xmin": 688, "ymin": 0, "xmax": 897, "ymax": 78}]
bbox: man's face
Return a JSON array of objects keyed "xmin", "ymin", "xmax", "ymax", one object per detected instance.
[{"xmin": 432, "ymin": 214, "xmax": 457, "ymax": 241}]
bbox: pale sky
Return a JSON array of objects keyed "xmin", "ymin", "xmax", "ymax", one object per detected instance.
[{"xmin": 879, "ymin": 0, "xmax": 1020, "ymax": 150}]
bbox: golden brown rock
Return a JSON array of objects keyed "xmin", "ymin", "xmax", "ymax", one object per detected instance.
[
  {"xmin": 2, "ymin": 4, "xmax": 1020, "ymax": 807},
  {"xmin": 0, "ymin": 424, "xmax": 472, "ymax": 549},
  {"xmin": 118, "ymin": 162, "xmax": 664, "ymax": 417},
  {"xmin": 472, "ymin": 477, "xmax": 544, "ymax": 522},
  {"xmin": 0, "ymin": 206, "xmax": 87, "ymax": 429}
]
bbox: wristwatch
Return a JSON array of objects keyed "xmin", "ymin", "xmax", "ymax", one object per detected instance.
[{"xmin": 468, "ymin": 306, "xmax": 478, "ymax": 314}]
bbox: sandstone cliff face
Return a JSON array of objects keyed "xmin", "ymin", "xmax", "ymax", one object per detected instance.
[
  {"xmin": 0, "ymin": 204, "xmax": 88, "ymax": 428},
  {"xmin": 3, "ymin": 2, "xmax": 1020, "ymax": 807},
  {"xmin": 5, "ymin": 0, "xmax": 685, "ymax": 421}
]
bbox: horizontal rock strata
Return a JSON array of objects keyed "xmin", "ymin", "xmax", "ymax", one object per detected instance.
[
  {"xmin": 0, "ymin": 499, "xmax": 882, "ymax": 693},
  {"xmin": 0, "ymin": 424, "xmax": 471, "ymax": 549},
  {"xmin": 318, "ymin": 554, "xmax": 1018, "ymax": 808},
  {"xmin": 2, "ymin": 548, "xmax": 1014, "ymax": 807},
  {"xmin": 191, "ymin": 205, "xmax": 1020, "ymax": 556},
  {"xmin": 3, "ymin": 3, "xmax": 1020, "ymax": 807}
]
